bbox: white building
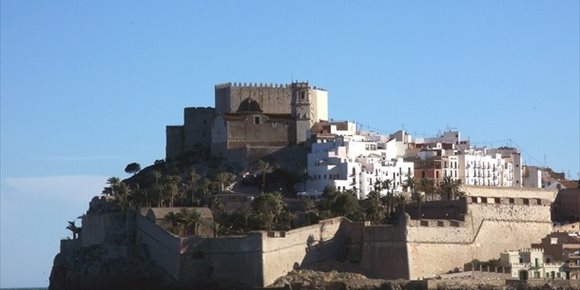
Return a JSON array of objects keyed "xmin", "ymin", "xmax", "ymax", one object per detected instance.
[
  {"xmin": 307, "ymin": 124, "xmax": 414, "ymax": 199},
  {"xmin": 500, "ymin": 248, "xmax": 566, "ymax": 280},
  {"xmin": 523, "ymin": 166, "xmax": 543, "ymax": 188},
  {"xmin": 457, "ymin": 149, "xmax": 511, "ymax": 187}
]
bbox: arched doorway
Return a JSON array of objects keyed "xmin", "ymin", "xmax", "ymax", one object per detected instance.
[{"xmin": 519, "ymin": 270, "xmax": 529, "ymax": 281}]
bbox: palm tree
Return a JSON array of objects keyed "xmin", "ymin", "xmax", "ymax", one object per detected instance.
[
  {"xmin": 114, "ymin": 182, "xmax": 131, "ymax": 211},
  {"xmin": 407, "ymin": 176, "xmax": 423, "ymax": 219},
  {"xmin": 163, "ymin": 175, "xmax": 181, "ymax": 208},
  {"xmin": 365, "ymin": 191, "xmax": 384, "ymax": 224},
  {"xmin": 418, "ymin": 178, "xmax": 437, "ymax": 201},
  {"xmin": 251, "ymin": 192, "xmax": 285, "ymax": 230},
  {"xmin": 179, "ymin": 208, "xmax": 202, "ymax": 235},
  {"xmin": 128, "ymin": 183, "xmax": 143, "ymax": 207},
  {"xmin": 164, "ymin": 211, "xmax": 181, "ymax": 235},
  {"xmin": 301, "ymin": 196, "xmax": 316, "ymax": 225},
  {"xmin": 256, "ymin": 160, "xmax": 273, "ymax": 193},
  {"xmin": 215, "ymin": 172, "xmax": 234, "ymax": 193},
  {"xmin": 102, "ymin": 177, "xmax": 121, "ymax": 196},
  {"xmin": 186, "ymin": 169, "xmax": 200, "ymax": 205},
  {"xmin": 439, "ymin": 176, "xmax": 462, "ymax": 200},
  {"xmin": 380, "ymin": 179, "xmax": 394, "ymax": 218},
  {"xmin": 198, "ymin": 177, "xmax": 212, "ymax": 197},
  {"xmin": 397, "ymin": 193, "xmax": 407, "ymax": 214},
  {"xmin": 151, "ymin": 170, "xmax": 163, "ymax": 206},
  {"xmin": 66, "ymin": 221, "xmax": 81, "ymax": 239}
]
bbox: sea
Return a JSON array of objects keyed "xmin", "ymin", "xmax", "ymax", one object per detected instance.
[{"xmin": 1, "ymin": 288, "xmax": 48, "ymax": 290}]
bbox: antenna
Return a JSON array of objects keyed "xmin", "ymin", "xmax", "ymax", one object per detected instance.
[{"xmin": 543, "ymin": 153, "xmax": 546, "ymax": 167}]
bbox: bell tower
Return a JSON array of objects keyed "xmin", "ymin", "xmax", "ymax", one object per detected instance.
[{"xmin": 291, "ymin": 82, "xmax": 311, "ymax": 144}]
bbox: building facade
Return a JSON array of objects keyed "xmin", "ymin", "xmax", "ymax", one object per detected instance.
[
  {"xmin": 166, "ymin": 82, "xmax": 329, "ymax": 168},
  {"xmin": 306, "ymin": 123, "xmax": 414, "ymax": 199}
]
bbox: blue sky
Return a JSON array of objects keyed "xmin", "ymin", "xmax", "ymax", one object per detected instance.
[{"xmin": 1, "ymin": 1, "xmax": 578, "ymax": 287}]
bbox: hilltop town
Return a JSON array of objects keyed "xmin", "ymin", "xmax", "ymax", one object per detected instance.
[{"xmin": 49, "ymin": 82, "xmax": 580, "ymax": 290}]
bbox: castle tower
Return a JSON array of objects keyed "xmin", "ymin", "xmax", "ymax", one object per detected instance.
[{"xmin": 291, "ymin": 82, "xmax": 312, "ymax": 144}]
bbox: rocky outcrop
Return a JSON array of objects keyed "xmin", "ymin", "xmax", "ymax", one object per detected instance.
[
  {"xmin": 48, "ymin": 244, "xmax": 168, "ymax": 290},
  {"xmin": 271, "ymin": 269, "xmax": 427, "ymax": 290}
]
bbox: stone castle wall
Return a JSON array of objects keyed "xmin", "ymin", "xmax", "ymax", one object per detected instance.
[
  {"xmin": 225, "ymin": 115, "xmax": 293, "ymax": 149},
  {"xmin": 361, "ymin": 188, "xmax": 554, "ymax": 280},
  {"xmin": 179, "ymin": 233, "xmax": 264, "ymax": 287},
  {"xmin": 409, "ymin": 196, "xmax": 551, "ymax": 279},
  {"xmin": 136, "ymin": 213, "xmax": 183, "ymax": 278},
  {"xmin": 183, "ymin": 107, "xmax": 215, "ymax": 150},
  {"xmin": 137, "ymin": 212, "xmax": 344, "ymax": 287},
  {"xmin": 215, "ymin": 83, "xmax": 293, "ymax": 115},
  {"xmin": 261, "ymin": 217, "xmax": 344, "ymax": 286},
  {"xmin": 462, "ymin": 185, "xmax": 557, "ymax": 201},
  {"xmin": 71, "ymin": 187, "xmax": 556, "ymax": 288},
  {"xmin": 361, "ymin": 223, "xmax": 410, "ymax": 279},
  {"xmin": 166, "ymin": 125, "xmax": 184, "ymax": 160}
]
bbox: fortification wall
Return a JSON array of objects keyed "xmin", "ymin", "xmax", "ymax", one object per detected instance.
[
  {"xmin": 261, "ymin": 217, "xmax": 344, "ymax": 286},
  {"xmin": 179, "ymin": 233, "xmax": 264, "ymax": 287},
  {"xmin": 404, "ymin": 197, "xmax": 552, "ymax": 279},
  {"xmin": 215, "ymin": 83, "xmax": 293, "ymax": 115},
  {"xmin": 183, "ymin": 107, "xmax": 215, "ymax": 151},
  {"xmin": 165, "ymin": 125, "xmax": 184, "ymax": 160},
  {"xmin": 81, "ymin": 212, "xmax": 129, "ymax": 248},
  {"xmin": 463, "ymin": 185, "xmax": 557, "ymax": 201},
  {"xmin": 226, "ymin": 115, "xmax": 292, "ymax": 149},
  {"xmin": 136, "ymin": 214, "xmax": 182, "ymax": 279},
  {"xmin": 360, "ymin": 222, "xmax": 409, "ymax": 279},
  {"xmin": 405, "ymin": 200, "xmax": 466, "ymax": 220}
]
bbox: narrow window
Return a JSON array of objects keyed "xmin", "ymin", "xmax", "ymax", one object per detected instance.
[{"xmin": 254, "ymin": 116, "xmax": 261, "ymax": 124}]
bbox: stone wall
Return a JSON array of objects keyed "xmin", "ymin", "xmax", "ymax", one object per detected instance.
[
  {"xmin": 137, "ymin": 211, "xmax": 344, "ymax": 287},
  {"xmin": 178, "ymin": 233, "xmax": 264, "ymax": 287},
  {"xmin": 463, "ymin": 185, "xmax": 557, "ymax": 201},
  {"xmin": 261, "ymin": 217, "xmax": 345, "ymax": 286},
  {"xmin": 136, "ymin": 213, "xmax": 182, "ymax": 278},
  {"xmin": 81, "ymin": 211, "xmax": 130, "ymax": 248},
  {"xmin": 183, "ymin": 107, "xmax": 215, "ymax": 151},
  {"xmin": 226, "ymin": 114, "xmax": 293, "ymax": 149},
  {"xmin": 166, "ymin": 125, "xmax": 184, "ymax": 160},
  {"xmin": 215, "ymin": 83, "xmax": 293, "ymax": 115},
  {"xmin": 405, "ymin": 200, "xmax": 466, "ymax": 220},
  {"xmin": 405, "ymin": 196, "xmax": 552, "ymax": 279},
  {"xmin": 360, "ymin": 222, "xmax": 409, "ymax": 279}
]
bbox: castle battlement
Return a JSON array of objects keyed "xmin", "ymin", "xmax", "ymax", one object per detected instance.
[
  {"xmin": 465, "ymin": 196, "xmax": 551, "ymax": 206},
  {"xmin": 214, "ymin": 81, "xmax": 326, "ymax": 91},
  {"xmin": 215, "ymin": 82, "xmax": 290, "ymax": 89}
]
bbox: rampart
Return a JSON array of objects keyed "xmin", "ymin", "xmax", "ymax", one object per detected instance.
[
  {"xmin": 137, "ymin": 212, "xmax": 345, "ymax": 287},
  {"xmin": 462, "ymin": 185, "xmax": 557, "ymax": 201},
  {"xmin": 361, "ymin": 188, "xmax": 555, "ymax": 280},
  {"xmin": 67, "ymin": 188, "xmax": 557, "ymax": 287}
]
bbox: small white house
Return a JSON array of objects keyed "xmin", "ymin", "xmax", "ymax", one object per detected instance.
[{"xmin": 500, "ymin": 248, "xmax": 566, "ymax": 280}]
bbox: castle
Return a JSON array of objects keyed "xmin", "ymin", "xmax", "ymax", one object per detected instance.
[
  {"xmin": 51, "ymin": 81, "xmax": 577, "ymax": 289},
  {"xmin": 166, "ymin": 82, "xmax": 328, "ymax": 169},
  {"xmin": 56, "ymin": 186, "xmax": 557, "ymax": 288}
]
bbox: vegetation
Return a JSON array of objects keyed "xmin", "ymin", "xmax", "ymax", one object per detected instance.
[
  {"xmin": 439, "ymin": 176, "xmax": 464, "ymax": 200},
  {"xmin": 66, "ymin": 220, "xmax": 81, "ymax": 239},
  {"xmin": 162, "ymin": 208, "xmax": 203, "ymax": 236},
  {"xmin": 124, "ymin": 162, "xmax": 141, "ymax": 175},
  {"xmin": 96, "ymin": 149, "xmax": 468, "ymax": 237},
  {"xmin": 255, "ymin": 160, "xmax": 273, "ymax": 193}
]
